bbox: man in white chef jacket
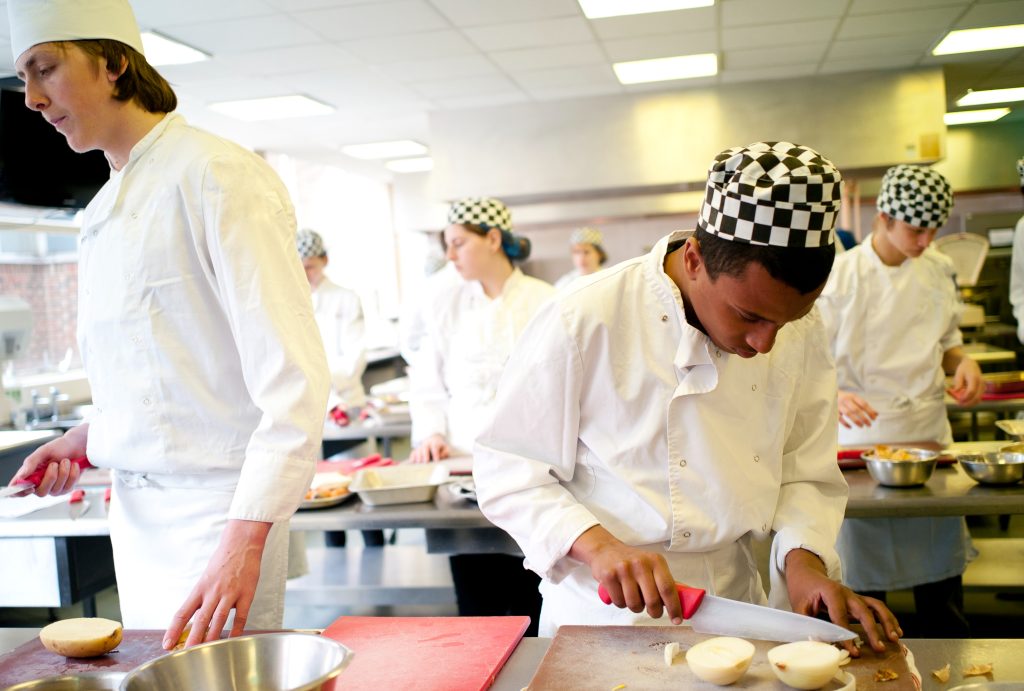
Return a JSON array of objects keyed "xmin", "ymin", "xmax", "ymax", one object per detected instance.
[
  {"xmin": 817, "ymin": 165, "xmax": 982, "ymax": 637},
  {"xmin": 1010, "ymin": 158, "xmax": 1024, "ymax": 344},
  {"xmin": 6, "ymin": 0, "xmax": 329, "ymax": 649},
  {"xmin": 474, "ymin": 142, "xmax": 901, "ymax": 654}
]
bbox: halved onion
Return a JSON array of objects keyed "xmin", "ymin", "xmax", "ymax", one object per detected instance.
[
  {"xmin": 767, "ymin": 641, "xmax": 844, "ymax": 689},
  {"xmin": 685, "ymin": 636, "xmax": 755, "ymax": 685}
]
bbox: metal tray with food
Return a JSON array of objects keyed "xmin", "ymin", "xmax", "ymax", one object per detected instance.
[
  {"xmin": 349, "ymin": 464, "xmax": 450, "ymax": 506},
  {"xmin": 298, "ymin": 472, "xmax": 354, "ymax": 510}
]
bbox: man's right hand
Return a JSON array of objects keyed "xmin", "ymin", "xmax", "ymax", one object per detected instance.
[
  {"xmin": 9, "ymin": 424, "xmax": 89, "ymax": 497},
  {"xmin": 838, "ymin": 391, "xmax": 878, "ymax": 429},
  {"xmin": 409, "ymin": 434, "xmax": 450, "ymax": 463},
  {"xmin": 569, "ymin": 525, "xmax": 683, "ymax": 624}
]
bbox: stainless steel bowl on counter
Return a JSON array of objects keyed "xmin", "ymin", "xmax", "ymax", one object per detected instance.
[
  {"xmin": 118, "ymin": 633, "xmax": 352, "ymax": 691},
  {"xmin": 862, "ymin": 448, "xmax": 939, "ymax": 487},
  {"xmin": 957, "ymin": 451, "xmax": 1024, "ymax": 486},
  {"xmin": 3, "ymin": 672, "xmax": 125, "ymax": 691}
]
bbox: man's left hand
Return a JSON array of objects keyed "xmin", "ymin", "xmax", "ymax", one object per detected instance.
[
  {"xmin": 785, "ymin": 549, "xmax": 902, "ymax": 656},
  {"xmin": 948, "ymin": 357, "xmax": 983, "ymax": 406},
  {"xmin": 163, "ymin": 519, "xmax": 271, "ymax": 649}
]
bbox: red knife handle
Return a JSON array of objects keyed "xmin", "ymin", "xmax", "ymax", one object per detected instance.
[
  {"xmin": 104, "ymin": 487, "xmax": 112, "ymax": 502},
  {"xmin": 69, "ymin": 489, "xmax": 85, "ymax": 503},
  {"xmin": 597, "ymin": 583, "xmax": 706, "ymax": 619},
  {"xmin": 17, "ymin": 456, "xmax": 93, "ymax": 487}
]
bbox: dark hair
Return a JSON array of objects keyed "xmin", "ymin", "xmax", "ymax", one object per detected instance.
[
  {"xmin": 68, "ymin": 39, "xmax": 177, "ymax": 114},
  {"xmin": 446, "ymin": 223, "xmax": 532, "ymax": 262},
  {"xmin": 695, "ymin": 227, "xmax": 834, "ymax": 295},
  {"xmin": 594, "ymin": 245, "xmax": 608, "ymax": 265}
]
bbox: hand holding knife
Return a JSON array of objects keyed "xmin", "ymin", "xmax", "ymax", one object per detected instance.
[{"xmin": 0, "ymin": 456, "xmax": 94, "ymax": 499}]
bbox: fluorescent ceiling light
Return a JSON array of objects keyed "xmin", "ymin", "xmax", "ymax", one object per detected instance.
[
  {"xmin": 386, "ymin": 157, "xmax": 434, "ymax": 173},
  {"xmin": 141, "ymin": 31, "xmax": 209, "ymax": 65},
  {"xmin": 613, "ymin": 53, "xmax": 717, "ymax": 84},
  {"xmin": 933, "ymin": 23, "xmax": 1024, "ymax": 55},
  {"xmin": 956, "ymin": 86, "xmax": 1024, "ymax": 107},
  {"xmin": 943, "ymin": 108, "xmax": 1011, "ymax": 125},
  {"xmin": 342, "ymin": 140, "xmax": 428, "ymax": 160},
  {"xmin": 209, "ymin": 95, "xmax": 334, "ymax": 121},
  {"xmin": 579, "ymin": 0, "xmax": 714, "ymax": 19}
]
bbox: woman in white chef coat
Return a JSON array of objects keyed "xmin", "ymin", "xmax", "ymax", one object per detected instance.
[
  {"xmin": 554, "ymin": 227, "xmax": 607, "ymax": 290},
  {"xmin": 817, "ymin": 165, "xmax": 983, "ymax": 637},
  {"xmin": 474, "ymin": 143, "xmax": 901, "ymax": 654},
  {"xmin": 408, "ymin": 197, "xmax": 554, "ymax": 635},
  {"xmin": 6, "ymin": 0, "xmax": 328, "ymax": 649},
  {"xmin": 1009, "ymin": 158, "xmax": 1024, "ymax": 343}
]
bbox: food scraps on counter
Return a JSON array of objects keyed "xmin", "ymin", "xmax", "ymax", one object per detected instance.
[
  {"xmin": 39, "ymin": 617, "xmax": 123, "ymax": 658},
  {"xmin": 932, "ymin": 663, "xmax": 951, "ymax": 682},
  {"xmin": 963, "ymin": 663, "xmax": 994, "ymax": 677},
  {"xmin": 874, "ymin": 668, "xmax": 900, "ymax": 682},
  {"xmin": 663, "ymin": 642, "xmax": 680, "ymax": 667}
]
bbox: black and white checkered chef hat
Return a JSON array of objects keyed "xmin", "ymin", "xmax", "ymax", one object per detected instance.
[
  {"xmin": 876, "ymin": 165, "xmax": 953, "ymax": 230},
  {"xmin": 697, "ymin": 142, "xmax": 841, "ymax": 248},
  {"xmin": 570, "ymin": 227, "xmax": 603, "ymax": 247},
  {"xmin": 447, "ymin": 197, "xmax": 512, "ymax": 234},
  {"xmin": 296, "ymin": 229, "xmax": 326, "ymax": 259}
]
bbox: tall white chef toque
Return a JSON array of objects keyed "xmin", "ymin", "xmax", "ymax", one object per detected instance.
[
  {"xmin": 7, "ymin": 0, "xmax": 145, "ymax": 63},
  {"xmin": 876, "ymin": 164, "xmax": 954, "ymax": 230},
  {"xmin": 697, "ymin": 141, "xmax": 842, "ymax": 248}
]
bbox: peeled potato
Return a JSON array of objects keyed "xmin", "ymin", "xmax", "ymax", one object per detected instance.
[
  {"xmin": 767, "ymin": 641, "xmax": 844, "ymax": 690},
  {"xmin": 664, "ymin": 641, "xmax": 681, "ymax": 667},
  {"xmin": 685, "ymin": 637, "xmax": 755, "ymax": 685},
  {"xmin": 40, "ymin": 617, "xmax": 123, "ymax": 658}
]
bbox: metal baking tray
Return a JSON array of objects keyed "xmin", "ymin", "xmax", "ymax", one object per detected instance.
[{"xmin": 349, "ymin": 464, "xmax": 450, "ymax": 506}]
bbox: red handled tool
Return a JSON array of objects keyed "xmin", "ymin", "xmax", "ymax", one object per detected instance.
[{"xmin": 0, "ymin": 456, "xmax": 94, "ymax": 498}]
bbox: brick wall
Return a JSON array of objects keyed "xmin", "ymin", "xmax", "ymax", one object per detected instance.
[{"xmin": 0, "ymin": 261, "xmax": 79, "ymax": 373}]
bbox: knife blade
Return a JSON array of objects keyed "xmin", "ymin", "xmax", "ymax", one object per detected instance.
[
  {"xmin": 69, "ymin": 489, "xmax": 90, "ymax": 520},
  {"xmin": 0, "ymin": 456, "xmax": 94, "ymax": 499},
  {"xmin": 598, "ymin": 583, "xmax": 857, "ymax": 643}
]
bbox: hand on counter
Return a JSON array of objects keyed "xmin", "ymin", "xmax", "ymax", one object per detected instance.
[
  {"xmin": 410, "ymin": 434, "xmax": 450, "ymax": 463},
  {"xmin": 9, "ymin": 423, "xmax": 90, "ymax": 497},
  {"xmin": 837, "ymin": 391, "xmax": 877, "ymax": 429},
  {"xmin": 163, "ymin": 518, "xmax": 271, "ymax": 650},
  {"xmin": 570, "ymin": 525, "xmax": 684, "ymax": 624},
  {"xmin": 784, "ymin": 548, "xmax": 902, "ymax": 656}
]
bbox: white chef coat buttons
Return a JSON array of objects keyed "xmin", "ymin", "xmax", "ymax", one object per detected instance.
[
  {"xmin": 142, "ymin": 397, "xmax": 151, "ymax": 406},
  {"xmin": 715, "ymin": 349, "xmax": 721, "ymax": 358},
  {"xmin": 762, "ymin": 524, "xmax": 768, "ymax": 532},
  {"xmin": 751, "ymin": 384, "xmax": 758, "ymax": 392},
  {"xmin": 753, "ymin": 455, "xmax": 760, "ymax": 463},
  {"xmin": 683, "ymin": 531, "xmax": 692, "ymax": 538},
  {"xmin": 130, "ymin": 211, "xmax": 138, "ymax": 220},
  {"xmin": 131, "ymin": 336, "xmax": 141, "ymax": 345},
  {"xmin": 678, "ymin": 459, "xmax": 687, "ymax": 468},
  {"xmin": 661, "ymin": 315, "xmax": 669, "ymax": 322}
]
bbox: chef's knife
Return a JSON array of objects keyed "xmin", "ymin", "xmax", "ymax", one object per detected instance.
[
  {"xmin": 598, "ymin": 583, "xmax": 857, "ymax": 643},
  {"xmin": 0, "ymin": 456, "xmax": 94, "ymax": 498},
  {"xmin": 68, "ymin": 488, "xmax": 90, "ymax": 520}
]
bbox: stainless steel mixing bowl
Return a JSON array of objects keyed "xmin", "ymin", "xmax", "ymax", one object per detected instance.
[
  {"xmin": 957, "ymin": 451, "xmax": 1024, "ymax": 486},
  {"xmin": 118, "ymin": 633, "xmax": 352, "ymax": 691},
  {"xmin": 3, "ymin": 672, "xmax": 125, "ymax": 691},
  {"xmin": 862, "ymin": 448, "xmax": 939, "ymax": 487}
]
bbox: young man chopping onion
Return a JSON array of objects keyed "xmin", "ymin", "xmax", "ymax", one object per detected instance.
[
  {"xmin": 5, "ymin": 0, "xmax": 328, "ymax": 649},
  {"xmin": 473, "ymin": 142, "xmax": 902, "ymax": 653}
]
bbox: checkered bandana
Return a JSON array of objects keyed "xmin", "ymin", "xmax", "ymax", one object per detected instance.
[
  {"xmin": 876, "ymin": 164, "xmax": 953, "ymax": 230},
  {"xmin": 296, "ymin": 229, "xmax": 326, "ymax": 258},
  {"xmin": 447, "ymin": 197, "xmax": 512, "ymax": 233},
  {"xmin": 1017, "ymin": 157, "xmax": 1024, "ymax": 187},
  {"xmin": 697, "ymin": 142, "xmax": 840, "ymax": 248},
  {"xmin": 570, "ymin": 227, "xmax": 603, "ymax": 247}
]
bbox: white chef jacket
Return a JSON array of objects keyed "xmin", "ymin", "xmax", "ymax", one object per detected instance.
[
  {"xmin": 1011, "ymin": 216, "xmax": 1024, "ymax": 344},
  {"xmin": 817, "ymin": 235, "xmax": 972, "ymax": 591},
  {"xmin": 474, "ymin": 231, "xmax": 847, "ymax": 633},
  {"xmin": 399, "ymin": 262, "xmax": 462, "ymax": 369},
  {"xmin": 312, "ymin": 277, "xmax": 367, "ymax": 409},
  {"xmin": 553, "ymin": 268, "xmax": 581, "ymax": 291},
  {"xmin": 78, "ymin": 113, "xmax": 329, "ymax": 625},
  {"xmin": 410, "ymin": 268, "xmax": 554, "ymax": 454}
]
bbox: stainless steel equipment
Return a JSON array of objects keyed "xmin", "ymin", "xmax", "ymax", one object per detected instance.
[
  {"xmin": 3, "ymin": 671, "xmax": 125, "ymax": 690},
  {"xmin": 862, "ymin": 448, "xmax": 939, "ymax": 487},
  {"xmin": 957, "ymin": 451, "xmax": 1024, "ymax": 486}
]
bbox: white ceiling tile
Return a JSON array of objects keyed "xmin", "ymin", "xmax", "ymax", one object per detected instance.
[
  {"xmin": 955, "ymin": 1, "xmax": 1024, "ymax": 29},
  {"xmin": 132, "ymin": 0, "xmax": 277, "ymax": 27},
  {"xmin": 722, "ymin": 18, "xmax": 839, "ymax": 51},
  {"xmin": 412, "ymin": 74, "xmax": 523, "ymax": 99},
  {"xmin": 723, "ymin": 0, "xmax": 847, "ymax": 27},
  {"xmin": 214, "ymin": 43, "xmax": 361, "ymax": 77},
  {"xmin": 724, "ymin": 43, "xmax": 828, "ymax": 70},
  {"xmin": 155, "ymin": 14, "xmax": 323, "ymax": 54},
  {"xmin": 602, "ymin": 33, "xmax": 718, "ymax": 62},
  {"xmin": 527, "ymin": 83, "xmax": 625, "ymax": 100},
  {"xmin": 588, "ymin": 6, "xmax": 717, "ymax": 40},
  {"xmin": 511, "ymin": 64, "xmax": 618, "ymax": 89},
  {"xmin": 430, "ymin": 0, "xmax": 580, "ymax": 27},
  {"xmin": 849, "ymin": 0, "xmax": 970, "ymax": 14},
  {"xmin": 836, "ymin": 7, "xmax": 964, "ymax": 40},
  {"xmin": 817, "ymin": 53, "xmax": 923, "ymax": 75},
  {"xmin": 263, "ymin": 0, "xmax": 386, "ymax": 10},
  {"xmin": 462, "ymin": 17, "xmax": 594, "ymax": 51},
  {"xmin": 343, "ymin": 30, "xmax": 479, "ymax": 62},
  {"xmin": 174, "ymin": 77, "xmax": 298, "ymax": 104},
  {"xmin": 274, "ymin": 69, "xmax": 423, "ymax": 107},
  {"xmin": 719, "ymin": 63, "xmax": 816, "ymax": 84},
  {"xmin": 434, "ymin": 91, "xmax": 531, "ymax": 109},
  {"xmin": 490, "ymin": 43, "xmax": 607, "ymax": 72},
  {"xmin": 379, "ymin": 54, "xmax": 501, "ymax": 82},
  {"xmin": 827, "ymin": 35, "xmax": 934, "ymax": 61},
  {"xmin": 294, "ymin": 1, "xmax": 450, "ymax": 41}
]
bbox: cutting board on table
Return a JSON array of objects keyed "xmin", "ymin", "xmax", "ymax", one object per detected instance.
[
  {"xmin": 0, "ymin": 630, "xmax": 168, "ymax": 686},
  {"xmin": 528, "ymin": 626, "xmax": 916, "ymax": 690},
  {"xmin": 321, "ymin": 615, "xmax": 529, "ymax": 691}
]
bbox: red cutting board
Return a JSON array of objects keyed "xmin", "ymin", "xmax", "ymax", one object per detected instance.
[
  {"xmin": 321, "ymin": 616, "xmax": 529, "ymax": 691},
  {"xmin": 0, "ymin": 630, "xmax": 167, "ymax": 686}
]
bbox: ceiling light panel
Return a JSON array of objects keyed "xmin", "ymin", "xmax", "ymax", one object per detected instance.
[
  {"xmin": 209, "ymin": 95, "xmax": 334, "ymax": 121},
  {"xmin": 933, "ymin": 24, "xmax": 1024, "ymax": 55},
  {"xmin": 613, "ymin": 53, "xmax": 718, "ymax": 84},
  {"xmin": 141, "ymin": 32, "xmax": 209, "ymax": 66},
  {"xmin": 579, "ymin": 0, "xmax": 714, "ymax": 19},
  {"xmin": 943, "ymin": 108, "xmax": 1011, "ymax": 125},
  {"xmin": 342, "ymin": 140, "xmax": 429, "ymax": 160},
  {"xmin": 956, "ymin": 86, "xmax": 1024, "ymax": 107}
]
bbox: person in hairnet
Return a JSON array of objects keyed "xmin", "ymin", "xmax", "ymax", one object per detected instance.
[
  {"xmin": 408, "ymin": 197, "xmax": 554, "ymax": 634},
  {"xmin": 473, "ymin": 143, "xmax": 900, "ymax": 653},
  {"xmin": 1009, "ymin": 158, "xmax": 1024, "ymax": 344},
  {"xmin": 817, "ymin": 164, "xmax": 982, "ymax": 637},
  {"xmin": 554, "ymin": 227, "xmax": 608, "ymax": 290},
  {"xmin": 6, "ymin": 0, "xmax": 328, "ymax": 649}
]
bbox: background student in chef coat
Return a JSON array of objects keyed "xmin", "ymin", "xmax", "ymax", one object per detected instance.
[
  {"xmin": 1009, "ymin": 158, "xmax": 1024, "ymax": 344},
  {"xmin": 817, "ymin": 165, "xmax": 983, "ymax": 637},
  {"xmin": 474, "ymin": 142, "xmax": 901, "ymax": 653},
  {"xmin": 408, "ymin": 197, "xmax": 554, "ymax": 634},
  {"xmin": 554, "ymin": 227, "xmax": 608, "ymax": 290},
  {"xmin": 6, "ymin": 0, "xmax": 328, "ymax": 649}
]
